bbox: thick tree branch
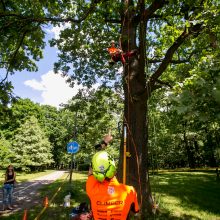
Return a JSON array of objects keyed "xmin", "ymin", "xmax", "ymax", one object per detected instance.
[
  {"xmin": 0, "ymin": 13, "xmax": 86, "ymax": 23},
  {"xmin": 155, "ymin": 79, "xmax": 172, "ymax": 88},
  {"xmin": 134, "ymin": 0, "xmax": 168, "ymax": 24},
  {"xmin": 144, "ymin": 0, "xmax": 169, "ymax": 21},
  {"xmin": 0, "ymin": 0, "xmax": 103, "ymax": 24},
  {"xmin": 104, "ymin": 18, "xmax": 121, "ymax": 23},
  {"xmin": 145, "ymin": 24, "xmax": 203, "ymax": 97},
  {"xmin": 6, "ymin": 30, "xmax": 28, "ymax": 72}
]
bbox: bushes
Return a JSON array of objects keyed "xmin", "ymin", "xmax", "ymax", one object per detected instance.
[{"xmin": 78, "ymin": 163, "xmax": 90, "ymax": 171}]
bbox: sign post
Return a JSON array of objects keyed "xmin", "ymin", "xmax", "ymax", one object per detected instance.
[{"xmin": 67, "ymin": 141, "xmax": 80, "ymax": 183}]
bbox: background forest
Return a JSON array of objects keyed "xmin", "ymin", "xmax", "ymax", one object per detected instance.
[{"xmin": 1, "ymin": 68, "xmax": 220, "ymax": 171}]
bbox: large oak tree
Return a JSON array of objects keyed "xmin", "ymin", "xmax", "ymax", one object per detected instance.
[{"xmin": 1, "ymin": 0, "xmax": 219, "ymax": 217}]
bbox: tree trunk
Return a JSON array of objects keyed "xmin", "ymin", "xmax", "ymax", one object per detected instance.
[
  {"xmin": 118, "ymin": 1, "xmax": 153, "ymax": 218},
  {"xmin": 183, "ymin": 129, "xmax": 196, "ymax": 169},
  {"xmin": 206, "ymin": 132, "xmax": 217, "ymax": 167}
]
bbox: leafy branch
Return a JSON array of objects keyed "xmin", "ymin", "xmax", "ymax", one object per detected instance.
[
  {"xmin": 155, "ymin": 79, "xmax": 172, "ymax": 88},
  {"xmin": 144, "ymin": 0, "xmax": 169, "ymax": 21},
  {"xmin": 0, "ymin": 0, "xmax": 104, "ymax": 24},
  {"xmin": 144, "ymin": 23, "xmax": 203, "ymax": 98},
  {"xmin": 147, "ymin": 51, "xmax": 195, "ymax": 64}
]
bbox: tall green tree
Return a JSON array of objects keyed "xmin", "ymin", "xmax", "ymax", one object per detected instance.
[
  {"xmin": 0, "ymin": 98, "xmax": 77, "ymax": 169},
  {"xmin": 147, "ymin": 52, "xmax": 220, "ymax": 169},
  {"xmin": 2, "ymin": 98, "xmax": 43, "ymax": 139},
  {"xmin": 0, "ymin": 134, "xmax": 14, "ymax": 168},
  {"xmin": 1, "ymin": 0, "xmax": 220, "ymax": 217},
  {"xmin": 12, "ymin": 116, "xmax": 53, "ymax": 171},
  {"xmin": 65, "ymin": 87, "xmax": 122, "ymax": 164},
  {"xmin": 52, "ymin": 1, "xmax": 220, "ymax": 216},
  {"xmin": 40, "ymin": 105, "xmax": 76, "ymax": 168},
  {"xmin": 167, "ymin": 55, "xmax": 220, "ymax": 167}
]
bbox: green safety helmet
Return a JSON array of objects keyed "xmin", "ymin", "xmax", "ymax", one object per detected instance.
[{"xmin": 91, "ymin": 151, "xmax": 116, "ymax": 182}]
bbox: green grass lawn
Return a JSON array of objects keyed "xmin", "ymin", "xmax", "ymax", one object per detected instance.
[
  {"xmin": 1, "ymin": 171, "xmax": 220, "ymax": 220},
  {"xmin": 151, "ymin": 171, "xmax": 220, "ymax": 220}
]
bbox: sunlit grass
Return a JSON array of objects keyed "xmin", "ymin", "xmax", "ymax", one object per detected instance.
[
  {"xmin": 151, "ymin": 172, "xmax": 220, "ymax": 219},
  {"xmin": 32, "ymin": 171, "xmax": 89, "ymax": 220},
  {"xmin": 1, "ymin": 171, "xmax": 220, "ymax": 219}
]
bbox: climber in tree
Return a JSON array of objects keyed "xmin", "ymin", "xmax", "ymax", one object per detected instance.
[{"xmin": 107, "ymin": 40, "xmax": 137, "ymax": 66}]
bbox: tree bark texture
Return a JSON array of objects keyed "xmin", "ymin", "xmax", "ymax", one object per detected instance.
[{"xmin": 118, "ymin": 0, "xmax": 153, "ymax": 218}]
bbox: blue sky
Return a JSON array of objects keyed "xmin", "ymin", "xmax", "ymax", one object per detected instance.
[{"xmin": 8, "ymin": 26, "xmax": 84, "ymax": 108}]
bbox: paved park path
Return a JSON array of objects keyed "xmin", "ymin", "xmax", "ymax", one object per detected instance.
[{"xmin": 0, "ymin": 170, "xmax": 67, "ymax": 216}]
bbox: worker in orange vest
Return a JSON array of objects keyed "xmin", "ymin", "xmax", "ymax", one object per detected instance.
[
  {"xmin": 107, "ymin": 40, "xmax": 137, "ymax": 66},
  {"xmin": 86, "ymin": 151, "xmax": 139, "ymax": 220}
]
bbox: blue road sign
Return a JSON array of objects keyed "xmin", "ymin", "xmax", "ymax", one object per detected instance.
[{"xmin": 67, "ymin": 141, "xmax": 80, "ymax": 154}]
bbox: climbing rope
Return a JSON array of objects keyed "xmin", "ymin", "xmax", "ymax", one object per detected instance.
[
  {"xmin": 120, "ymin": 1, "xmax": 144, "ymax": 208},
  {"xmin": 119, "ymin": 0, "xmax": 162, "ymax": 213}
]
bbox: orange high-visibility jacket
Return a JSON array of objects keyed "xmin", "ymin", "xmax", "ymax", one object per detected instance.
[
  {"xmin": 107, "ymin": 47, "xmax": 121, "ymax": 56},
  {"xmin": 86, "ymin": 175, "xmax": 139, "ymax": 220}
]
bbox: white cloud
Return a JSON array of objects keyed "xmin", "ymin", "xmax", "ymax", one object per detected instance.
[
  {"xmin": 46, "ymin": 23, "xmax": 71, "ymax": 39},
  {"xmin": 24, "ymin": 79, "xmax": 46, "ymax": 91},
  {"xmin": 24, "ymin": 71, "xmax": 83, "ymax": 108}
]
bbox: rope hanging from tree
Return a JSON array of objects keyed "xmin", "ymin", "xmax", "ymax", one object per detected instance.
[
  {"xmin": 106, "ymin": 0, "xmax": 161, "ymax": 214},
  {"xmin": 121, "ymin": 0, "xmax": 161, "ymax": 214},
  {"xmin": 122, "ymin": 2, "xmax": 143, "ymax": 208}
]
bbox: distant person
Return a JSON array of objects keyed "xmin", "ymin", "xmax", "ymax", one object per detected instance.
[
  {"xmin": 2, "ymin": 164, "xmax": 16, "ymax": 211},
  {"xmin": 86, "ymin": 151, "xmax": 139, "ymax": 219}
]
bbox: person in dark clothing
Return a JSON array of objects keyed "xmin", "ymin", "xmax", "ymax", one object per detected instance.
[{"xmin": 2, "ymin": 164, "xmax": 16, "ymax": 211}]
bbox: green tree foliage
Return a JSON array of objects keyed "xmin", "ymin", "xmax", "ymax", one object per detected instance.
[
  {"xmin": 1, "ymin": 98, "xmax": 77, "ymax": 169},
  {"xmin": 148, "ymin": 54, "xmax": 220, "ymax": 169},
  {"xmin": 39, "ymin": 105, "xmax": 76, "ymax": 168},
  {"xmin": 65, "ymin": 87, "xmax": 122, "ymax": 166},
  {"xmin": 11, "ymin": 116, "xmax": 53, "ymax": 171},
  {"xmin": 2, "ymin": 98, "xmax": 43, "ymax": 139},
  {"xmin": 0, "ymin": 94, "xmax": 122, "ymax": 170},
  {"xmin": 0, "ymin": 134, "xmax": 14, "ymax": 168}
]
